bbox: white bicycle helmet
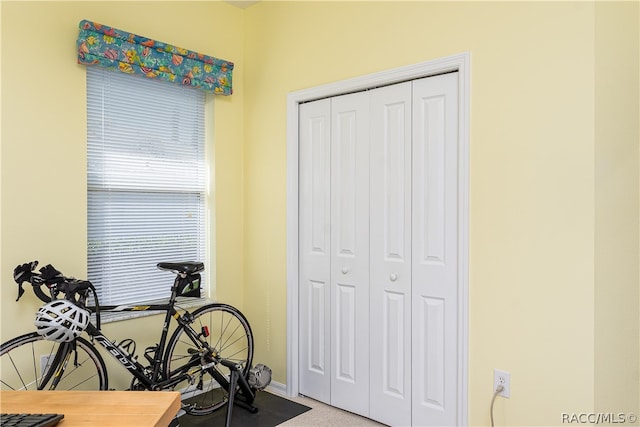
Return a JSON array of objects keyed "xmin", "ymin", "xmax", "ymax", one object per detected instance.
[{"xmin": 34, "ymin": 300, "xmax": 90, "ymax": 343}]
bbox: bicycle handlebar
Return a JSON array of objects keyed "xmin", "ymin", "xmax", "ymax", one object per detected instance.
[{"xmin": 13, "ymin": 261, "xmax": 94, "ymax": 304}]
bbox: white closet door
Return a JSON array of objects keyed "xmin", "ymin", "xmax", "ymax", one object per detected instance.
[
  {"xmin": 330, "ymin": 91, "xmax": 371, "ymax": 416},
  {"xmin": 299, "ymin": 73, "xmax": 461, "ymax": 426},
  {"xmin": 411, "ymin": 72, "xmax": 459, "ymax": 426},
  {"xmin": 299, "ymin": 98, "xmax": 332, "ymax": 404},
  {"xmin": 369, "ymin": 81, "xmax": 413, "ymax": 427}
]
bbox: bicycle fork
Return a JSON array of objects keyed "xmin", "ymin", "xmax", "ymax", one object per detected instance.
[{"xmin": 40, "ymin": 342, "xmax": 76, "ymax": 390}]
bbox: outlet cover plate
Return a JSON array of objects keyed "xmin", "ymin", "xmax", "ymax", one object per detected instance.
[{"xmin": 494, "ymin": 369, "xmax": 511, "ymax": 398}]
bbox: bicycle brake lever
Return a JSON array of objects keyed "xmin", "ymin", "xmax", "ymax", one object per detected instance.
[
  {"xmin": 15, "ymin": 283, "xmax": 25, "ymax": 302},
  {"xmin": 13, "ymin": 261, "xmax": 38, "ymax": 301}
]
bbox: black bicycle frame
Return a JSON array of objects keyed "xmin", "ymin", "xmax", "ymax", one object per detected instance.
[
  {"xmin": 78, "ymin": 275, "xmax": 206, "ymax": 391},
  {"xmin": 34, "ymin": 272, "xmax": 259, "ymax": 427}
]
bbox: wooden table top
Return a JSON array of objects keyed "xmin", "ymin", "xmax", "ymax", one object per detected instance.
[{"xmin": 0, "ymin": 390, "xmax": 181, "ymax": 427}]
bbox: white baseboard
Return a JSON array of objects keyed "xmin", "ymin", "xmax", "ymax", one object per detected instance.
[{"xmin": 265, "ymin": 380, "xmax": 288, "ymax": 397}]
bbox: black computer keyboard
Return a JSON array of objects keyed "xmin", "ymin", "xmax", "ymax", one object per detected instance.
[{"xmin": 0, "ymin": 413, "xmax": 64, "ymax": 427}]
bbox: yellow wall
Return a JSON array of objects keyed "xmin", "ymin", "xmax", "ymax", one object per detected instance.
[
  {"xmin": 1, "ymin": 1, "xmax": 639, "ymax": 426},
  {"xmin": 242, "ymin": 1, "xmax": 638, "ymax": 426},
  {"xmin": 0, "ymin": 0, "xmax": 246, "ymax": 389},
  {"xmin": 594, "ymin": 0, "xmax": 640, "ymax": 418}
]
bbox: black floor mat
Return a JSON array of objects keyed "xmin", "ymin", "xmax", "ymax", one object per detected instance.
[{"xmin": 177, "ymin": 391, "xmax": 311, "ymax": 427}]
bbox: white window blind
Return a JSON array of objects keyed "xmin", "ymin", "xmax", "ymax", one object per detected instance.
[{"xmin": 87, "ymin": 67, "xmax": 207, "ymax": 306}]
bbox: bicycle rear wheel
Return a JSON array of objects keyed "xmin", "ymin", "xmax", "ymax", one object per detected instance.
[
  {"xmin": 0, "ymin": 332, "xmax": 108, "ymax": 391},
  {"xmin": 164, "ymin": 303, "xmax": 254, "ymax": 415}
]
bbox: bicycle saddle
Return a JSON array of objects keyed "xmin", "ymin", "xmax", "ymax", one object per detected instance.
[{"xmin": 157, "ymin": 262, "xmax": 205, "ymax": 275}]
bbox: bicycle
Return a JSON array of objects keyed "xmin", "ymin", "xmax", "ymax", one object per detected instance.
[{"xmin": 0, "ymin": 261, "xmax": 272, "ymax": 427}]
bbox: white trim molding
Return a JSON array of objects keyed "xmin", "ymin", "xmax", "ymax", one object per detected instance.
[
  {"xmin": 286, "ymin": 52, "xmax": 470, "ymax": 425},
  {"xmin": 265, "ymin": 380, "xmax": 288, "ymax": 397}
]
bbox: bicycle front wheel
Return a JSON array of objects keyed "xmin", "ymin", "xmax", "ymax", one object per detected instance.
[
  {"xmin": 164, "ymin": 303, "xmax": 254, "ymax": 415},
  {"xmin": 0, "ymin": 332, "xmax": 108, "ymax": 391}
]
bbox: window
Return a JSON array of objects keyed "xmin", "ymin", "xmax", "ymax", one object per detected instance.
[{"xmin": 87, "ymin": 67, "xmax": 208, "ymax": 306}]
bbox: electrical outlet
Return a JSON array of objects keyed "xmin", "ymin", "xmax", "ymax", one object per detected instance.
[{"xmin": 493, "ymin": 369, "xmax": 511, "ymax": 398}]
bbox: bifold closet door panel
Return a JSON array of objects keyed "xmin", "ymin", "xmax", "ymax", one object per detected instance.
[
  {"xmin": 299, "ymin": 72, "xmax": 461, "ymax": 427},
  {"xmin": 368, "ymin": 81, "xmax": 413, "ymax": 427},
  {"xmin": 411, "ymin": 72, "xmax": 459, "ymax": 426},
  {"xmin": 329, "ymin": 91, "xmax": 371, "ymax": 416},
  {"xmin": 299, "ymin": 98, "xmax": 332, "ymax": 404}
]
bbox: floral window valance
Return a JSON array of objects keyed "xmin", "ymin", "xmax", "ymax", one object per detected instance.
[{"xmin": 77, "ymin": 20, "xmax": 233, "ymax": 95}]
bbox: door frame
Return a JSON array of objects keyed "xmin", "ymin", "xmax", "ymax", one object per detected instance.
[{"xmin": 285, "ymin": 52, "xmax": 470, "ymax": 425}]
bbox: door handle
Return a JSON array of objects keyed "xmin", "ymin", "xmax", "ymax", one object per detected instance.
[
  {"xmin": 390, "ymin": 273, "xmax": 398, "ymax": 282},
  {"xmin": 341, "ymin": 267, "xmax": 349, "ymax": 274}
]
